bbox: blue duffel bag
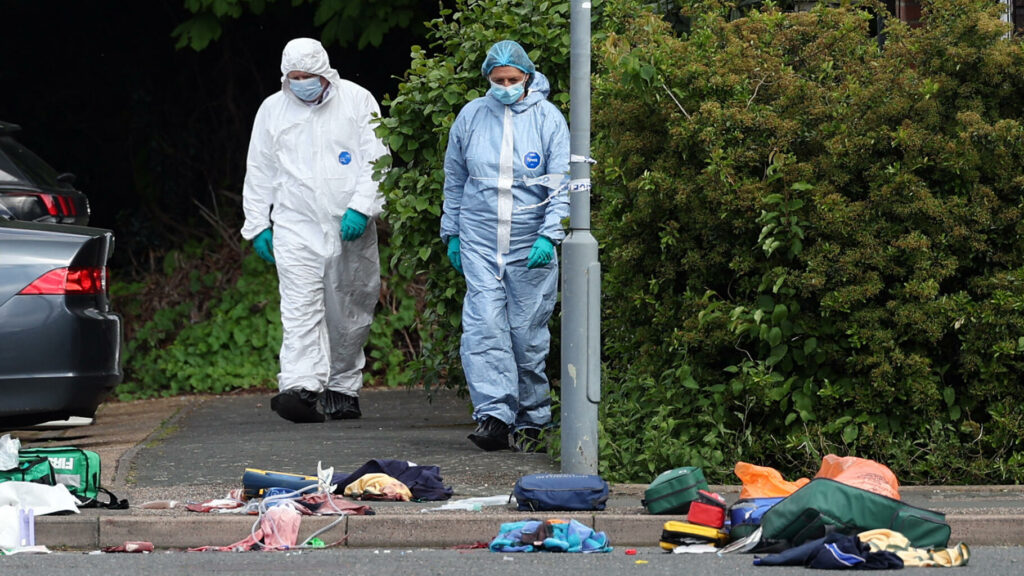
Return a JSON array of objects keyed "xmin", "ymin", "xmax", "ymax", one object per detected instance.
[{"xmin": 512, "ymin": 473, "xmax": 610, "ymax": 511}]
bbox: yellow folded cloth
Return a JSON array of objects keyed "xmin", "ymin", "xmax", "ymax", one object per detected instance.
[
  {"xmin": 343, "ymin": 473, "xmax": 413, "ymax": 501},
  {"xmin": 858, "ymin": 528, "xmax": 970, "ymax": 567}
]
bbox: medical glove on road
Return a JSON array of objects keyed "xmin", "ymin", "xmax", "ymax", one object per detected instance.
[
  {"xmin": 253, "ymin": 228, "xmax": 275, "ymax": 264},
  {"xmin": 447, "ymin": 236, "xmax": 463, "ymax": 275},
  {"xmin": 527, "ymin": 236, "xmax": 555, "ymax": 269},
  {"xmin": 340, "ymin": 208, "xmax": 369, "ymax": 241}
]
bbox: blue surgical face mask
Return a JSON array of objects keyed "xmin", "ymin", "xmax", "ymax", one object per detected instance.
[
  {"xmin": 488, "ymin": 80, "xmax": 525, "ymax": 105},
  {"xmin": 290, "ymin": 76, "xmax": 324, "ymax": 101}
]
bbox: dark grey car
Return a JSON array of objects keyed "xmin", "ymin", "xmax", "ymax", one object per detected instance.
[
  {"xmin": 0, "ymin": 120, "xmax": 90, "ymax": 226},
  {"xmin": 0, "ymin": 216, "xmax": 121, "ymax": 427}
]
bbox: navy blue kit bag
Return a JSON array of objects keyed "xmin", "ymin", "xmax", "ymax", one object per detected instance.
[{"xmin": 512, "ymin": 473, "xmax": 610, "ymax": 511}]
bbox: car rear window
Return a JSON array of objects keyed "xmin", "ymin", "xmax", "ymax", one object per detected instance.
[{"xmin": 0, "ymin": 136, "xmax": 62, "ymax": 187}]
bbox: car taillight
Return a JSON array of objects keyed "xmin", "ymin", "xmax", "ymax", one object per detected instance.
[
  {"xmin": 18, "ymin": 266, "xmax": 107, "ymax": 295},
  {"xmin": 56, "ymin": 194, "xmax": 77, "ymax": 216},
  {"xmin": 5, "ymin": 192, "xmax": 77, "ymax": 220},
  {"xmin": 36, "ymin": 193, "xmax": 59, "ymax": 216}
]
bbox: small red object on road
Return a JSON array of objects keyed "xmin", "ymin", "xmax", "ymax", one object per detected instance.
[{"xmin": 625, "ymin": 548, "xmax": 637, "ymax": 555}]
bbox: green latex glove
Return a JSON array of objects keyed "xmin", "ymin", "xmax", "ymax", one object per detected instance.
[
  {"xmin": 447, "ymin": 236, "xmax": 463, "ymax": 275},
  {"xmin": 527, "ymin": 236, "xmax": 555, "ymax": 269},
  {"xmin": 253, "ymin": 228, "xmax": 275, "ymax": 264},
  {"xmin": 340, "ymin": 209, "xmax": 369, "ymax": 241}
]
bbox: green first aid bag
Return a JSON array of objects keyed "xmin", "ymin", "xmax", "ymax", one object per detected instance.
[
  {"xmin": 642, "ymin": 466, "xmax": 709, "ymax": 515},
  {"xmin": 12, "ymin": 447, "xmax": 127, "ymax": 509},
  {"xmin": 0, "ymin": 454, "xmax": 57, "ymax": 485}
]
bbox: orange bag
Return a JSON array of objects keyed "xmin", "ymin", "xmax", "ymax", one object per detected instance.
[
  {"xmin": 814, "ymin": 454, "xmax": 900, "ymax": 500},
  {"xmin": 734, "ymin": 462, "xmax": 810, "ymax": 499}
]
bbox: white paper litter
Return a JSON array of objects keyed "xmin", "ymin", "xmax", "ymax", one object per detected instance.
[{"xmin": 420, "ymin": 495, "xmax": 512, "ymax": 512}]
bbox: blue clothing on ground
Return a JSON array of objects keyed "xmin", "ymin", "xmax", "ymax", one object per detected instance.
[
  {"xmin": 753, "ymin": 533, "xmax": 904, "ymax": 569},
  {"xmin": 489, "ymin": 519, "xmax": 612, "ymax": 553}
]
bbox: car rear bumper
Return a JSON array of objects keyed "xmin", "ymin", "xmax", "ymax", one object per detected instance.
[
  {"xmin": 0, "ymin": 372, "xmax": 122, "ymax": 427},
  {"xmin": 0, "ymin": 296, "xmax": 122, "ymax": 426}
]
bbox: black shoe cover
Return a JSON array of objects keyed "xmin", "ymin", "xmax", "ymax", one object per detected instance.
[
  {"xmin": 468, "ymin": 416, "xmax": 511, "ymax": 451},
  {"xmin": 322, "ymin": 390, "xmax": 361, "ymax": 420},
  {"xmin": 271, "ymin": 389, "xmax": 325, "ymax": 423}
]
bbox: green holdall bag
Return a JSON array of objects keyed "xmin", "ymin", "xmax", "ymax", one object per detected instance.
[
  {"xmin": 642, "ymin": 466, "xmax": 709, "ymax": 515},
  {"xmin": 760, "ymin": 478, "xmax": 950, "ymax": 549},
  {"xmin": 15, "ymin": 447, "xmax": 127, "ymax": 509}
]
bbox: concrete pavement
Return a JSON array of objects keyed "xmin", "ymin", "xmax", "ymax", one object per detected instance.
[{"xmin": 11, "ymin": 387, "xmax": 1024, "ymax": 550}]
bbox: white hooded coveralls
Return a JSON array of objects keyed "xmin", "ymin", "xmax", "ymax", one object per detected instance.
[{"xmin": 241, "ymin": 38, "xmax": 387, "ymax": 396}]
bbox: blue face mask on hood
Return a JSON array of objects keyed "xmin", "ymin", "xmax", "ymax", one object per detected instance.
[
  {"xmin": 290, "ymin": 76, "xmax": 325, "ymax": 101},
  {"xmin": 488, "ymin": 80, "xmax": 525, "ymax": 105}
]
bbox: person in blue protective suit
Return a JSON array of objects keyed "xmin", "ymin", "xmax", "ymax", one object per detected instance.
[
  {"xmin": 241, "ymin": 38, "xmax": 388, "ymax": 423},
  {"xmin": 440, "ymin": 40, "xmax": 570, "ymax": 451}
]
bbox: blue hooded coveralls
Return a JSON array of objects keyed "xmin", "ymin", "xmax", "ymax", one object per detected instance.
[{"xmin": 440, "ymin": 69, "xmax": 570, "ymax": 431}]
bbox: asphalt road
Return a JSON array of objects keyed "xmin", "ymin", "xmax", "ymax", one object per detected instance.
[{"xmin": 0, "ymin": 546, "xmax": 1013, "ymax": 575}]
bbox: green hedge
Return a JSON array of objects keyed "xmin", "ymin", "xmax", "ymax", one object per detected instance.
[
  {"xmin": 592, "ymin": 0, "xmax": 1024, "ymax": 483},
  {"xmin": 113, "ymin": 243, "xmax": 281, "ymax": 398}
]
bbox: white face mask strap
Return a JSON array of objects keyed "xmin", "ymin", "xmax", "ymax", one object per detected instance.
[{"xmin": 495, "ymin": 106, "xmax": 514, "ymax": 279}]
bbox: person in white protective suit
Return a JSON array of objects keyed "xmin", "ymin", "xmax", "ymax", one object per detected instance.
[
  {"xmin": 241, "ymin": 38, "xmax": 388, "ymax": 423},
  {"xmin": 441, "ymin": 40, "xmax": 570, "ymax": 451}
]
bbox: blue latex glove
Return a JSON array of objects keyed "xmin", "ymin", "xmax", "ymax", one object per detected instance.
[
  {"xmin": 340, "ymin": 208, "xmax": 369, "ymax": 241},
  {"xmin": 253, "ymin": 228, "xmax": 275, "ymax": 264},
  {"xmin": 526, "ymin": 236, "xmax": 555, "ymax": 269},
  {"xmin": 447, "ymin": 236, "xmax": 463, "ymax": 275}
]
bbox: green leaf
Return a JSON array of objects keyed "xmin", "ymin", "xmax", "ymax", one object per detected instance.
[
  {"xmin": 803, "ymin": 337, "xmax": 818, "ymax": 355},
  {"xmin": 771, "ymin": 304, "xmax": 788, "ymax": 323},
  {"xmin": 943, "ymin": 387, "xmax": 956, "ymax": 407},
  {"xmin": 766, "ymin": 344, "xmax": 788, "ymax": 366}
]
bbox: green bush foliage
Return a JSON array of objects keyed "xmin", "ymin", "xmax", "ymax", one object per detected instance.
[
  {"xmin": 112, "ymin": 241, "xmax": 281, "ymax": 398},
  {"xmin": 593, "ymin": 0, "xmax": 1024, "ymax": 483},
  {"xmin": 173, "ymin": 0, "xmax": 435, "ymax": 51}
]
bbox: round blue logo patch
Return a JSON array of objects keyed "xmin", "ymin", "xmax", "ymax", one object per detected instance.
[
  {"xmin": 338, "ymin": 151, "xmax": 352, "ymax": 165},
  {"xmin": 523, "ymin": 151, "xmax": 541, "ymax": 169}
]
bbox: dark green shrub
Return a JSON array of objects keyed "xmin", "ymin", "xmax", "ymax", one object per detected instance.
[
  {"xmin": 593, "ymin": 0, "xmax": 1024, "ymax": 483},
  {"xmin": 113, "ymin": 242, "xmax": 280, "ymax": 398}
]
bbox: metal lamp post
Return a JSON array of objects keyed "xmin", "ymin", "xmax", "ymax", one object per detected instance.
[{"xmin": 561, "ymin": 0, "xmax": 601, "ymax": 475}]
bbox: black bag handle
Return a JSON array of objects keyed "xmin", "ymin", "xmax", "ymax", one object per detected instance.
[{"xmin": 79, "ymin": 487, "xmax": 129, "ymax": 510}]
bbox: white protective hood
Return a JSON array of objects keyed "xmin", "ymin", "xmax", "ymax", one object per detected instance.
[{"xmin": 279, "ymin": 38, "xmax": 343, "ymax": 97}]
